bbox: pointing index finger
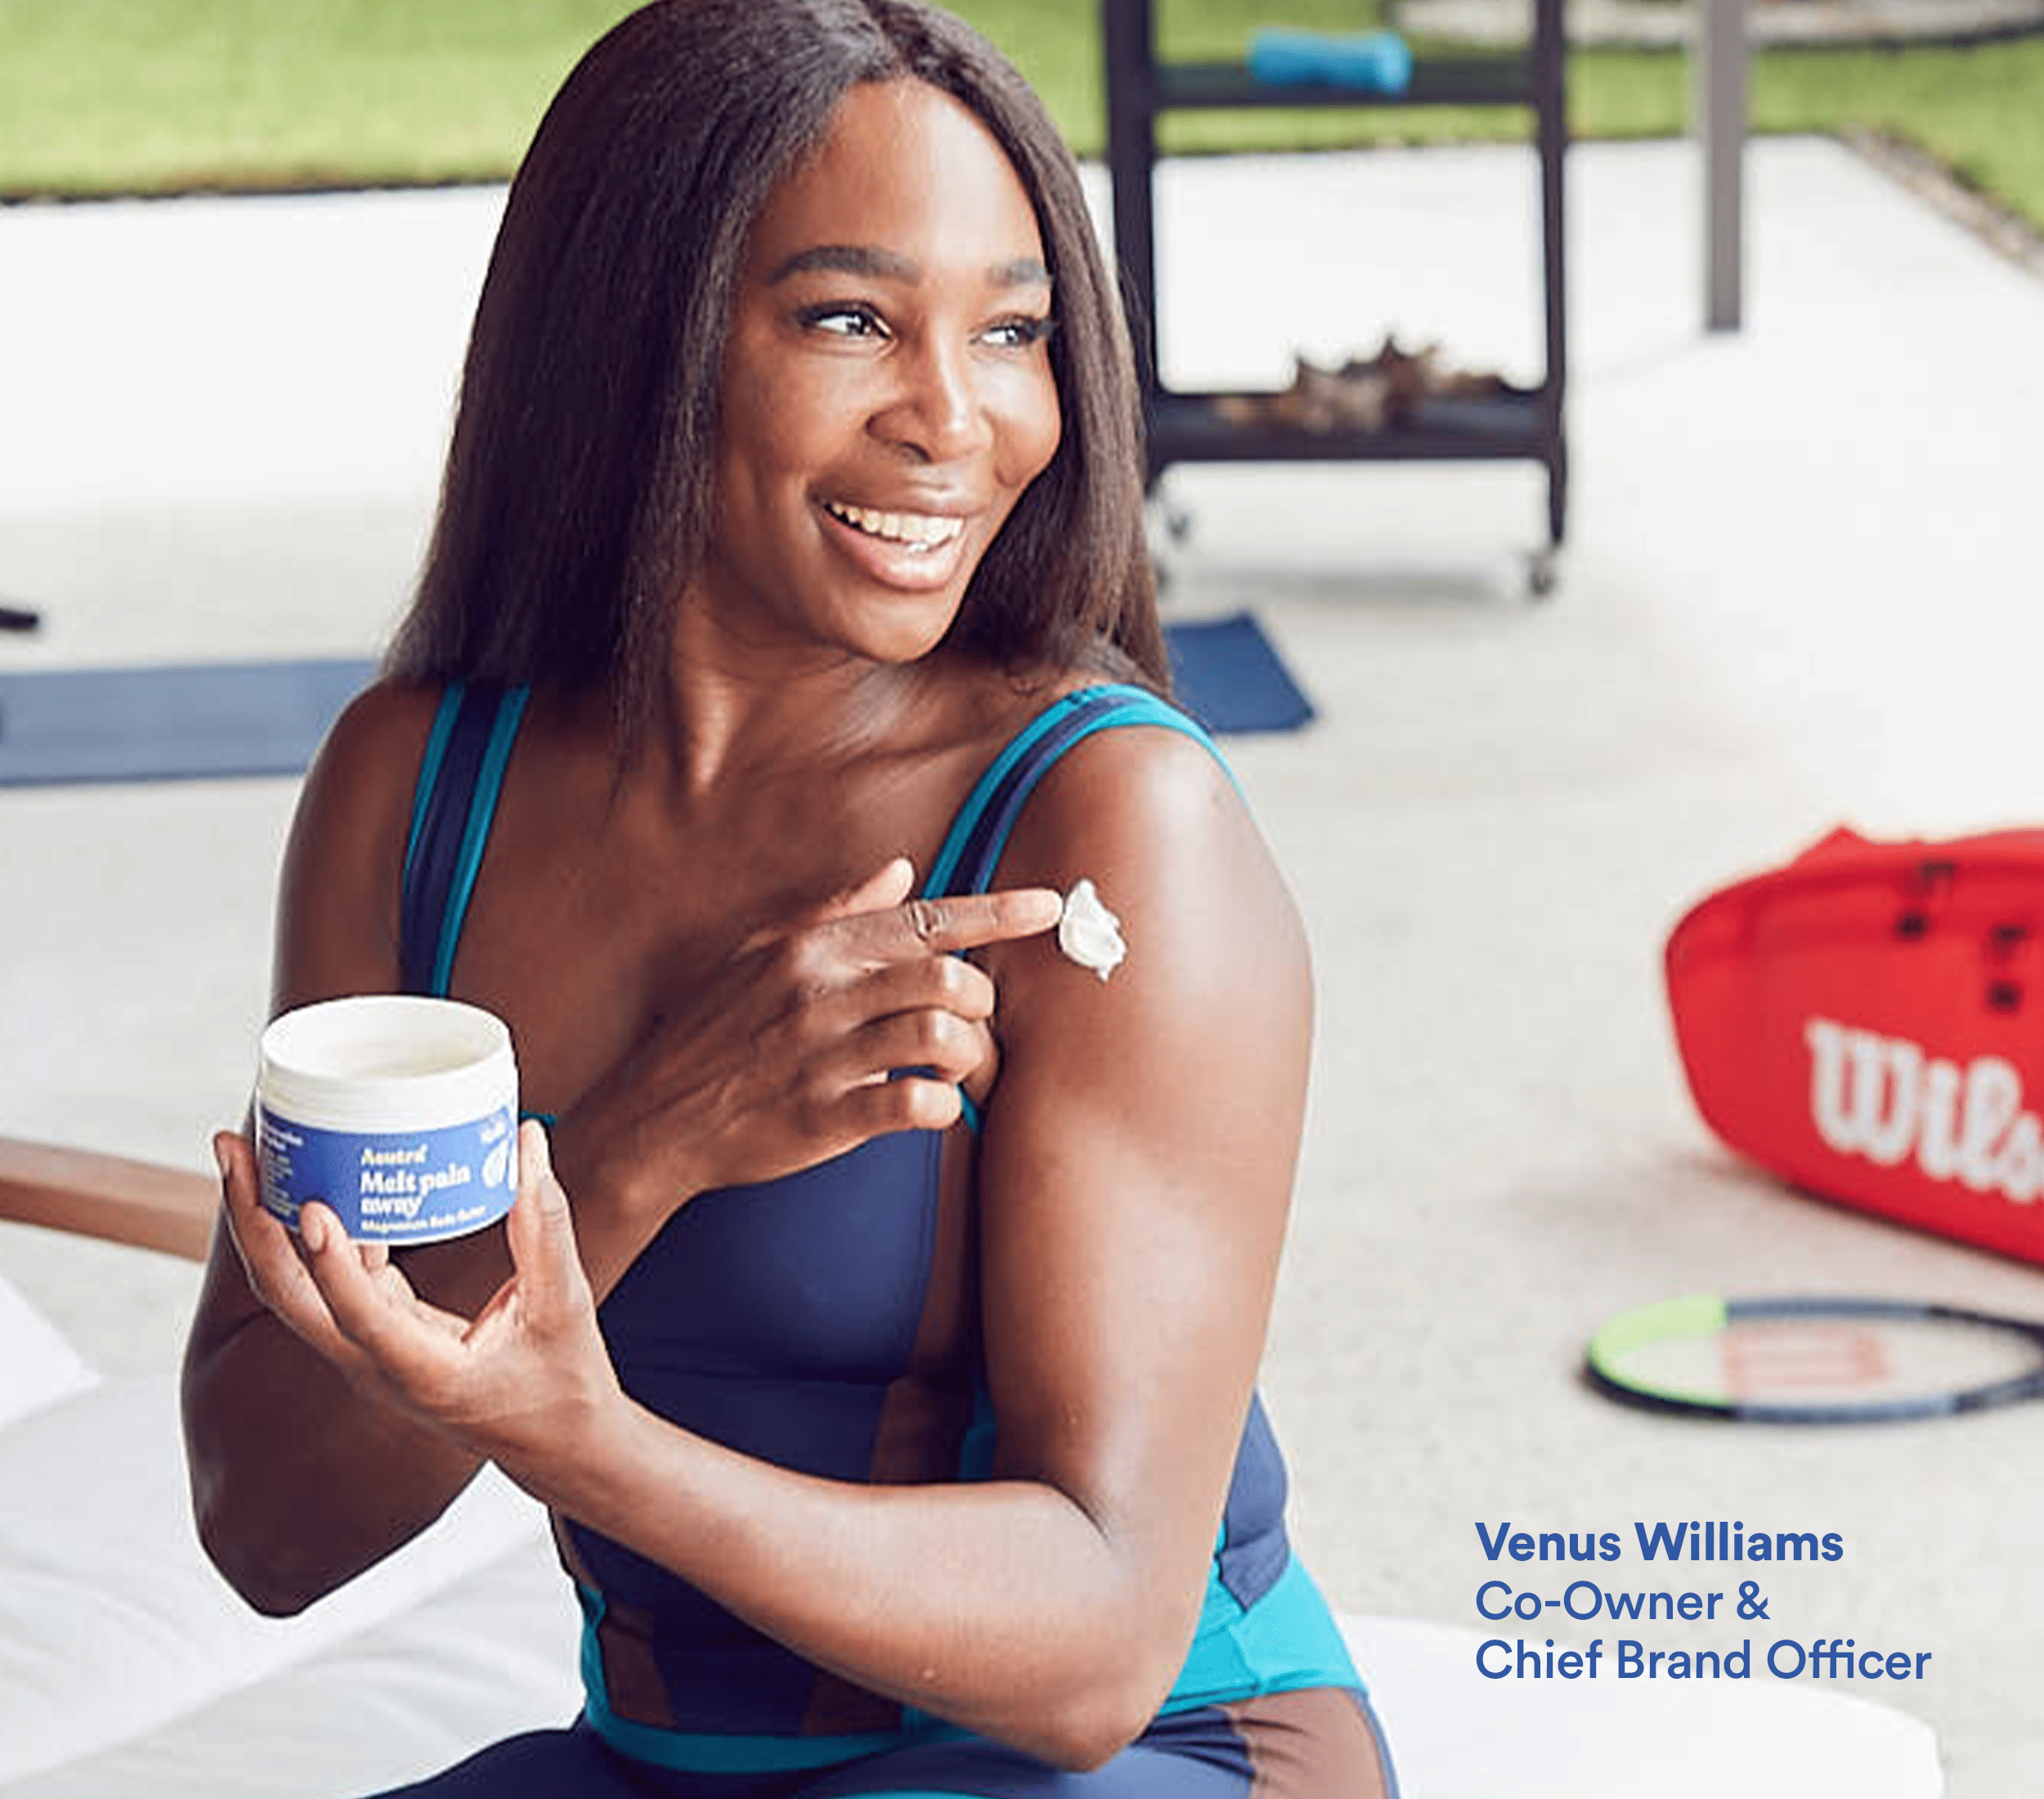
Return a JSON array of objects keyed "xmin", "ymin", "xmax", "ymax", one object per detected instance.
[{"xmin": 890, "ymin": 886, "xmax": 1064, "ymax": 956}]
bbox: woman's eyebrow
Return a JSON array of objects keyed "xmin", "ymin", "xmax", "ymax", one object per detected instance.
[
  {"xmin": 768, "ymin": 244, "xmax": 917, "ymax": 285},
  {"xmin": 766, "ymin": 245, "xmax": 1053, "ymax": 289},
  {"xmin": 991, "ymin": 255, "xmax": 1053, "ymax": 289}
]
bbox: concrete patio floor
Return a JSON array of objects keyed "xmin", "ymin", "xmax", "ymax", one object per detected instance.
[{"xmin": 3, "ymin": 137, "xmax": 2042, "ymax": 1794}]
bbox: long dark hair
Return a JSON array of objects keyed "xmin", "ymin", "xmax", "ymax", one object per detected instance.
[{"xmin": 385, "ymin": 0, "xmax": 1163, "ymax": 735}]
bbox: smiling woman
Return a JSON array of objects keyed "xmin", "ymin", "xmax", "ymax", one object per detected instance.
[{"xmin": 176, "ymin": 5, "xmax": 1396, "ymax": 1797}]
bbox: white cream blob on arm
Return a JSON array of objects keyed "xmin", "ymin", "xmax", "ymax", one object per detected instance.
[{"xmin": 1057, "ymin": 878, "xmax": 1127, "ymax": 982}]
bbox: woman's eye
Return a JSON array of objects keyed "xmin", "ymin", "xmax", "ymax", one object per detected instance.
[
  {"xmin": 984, "ymin": 316, "xmax": 1056, "ymax": 350},
  {"xmin": 799, "ymin": 303, "xmax": 885, "ymax": 339}
]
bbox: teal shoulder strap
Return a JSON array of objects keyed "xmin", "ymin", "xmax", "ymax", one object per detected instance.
[
  {"xmin": 398, "ymin": 683, "xmax": 531, "ymax": 995},
  {"xmin": 923, "ymin": 684, "xmax": 1227, "ymax": 900}
]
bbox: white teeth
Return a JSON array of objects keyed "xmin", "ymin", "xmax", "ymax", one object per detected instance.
[{"xmin": 825, "ymin": 501, "xmax": 965, "ymax": 550}]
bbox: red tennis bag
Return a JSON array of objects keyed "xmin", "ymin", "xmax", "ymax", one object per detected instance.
[{"xmin": 1665, "ymin": 825, "xmax": 2044, "ymax": 1266}]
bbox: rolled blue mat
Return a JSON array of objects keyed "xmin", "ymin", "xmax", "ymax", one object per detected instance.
[{"xmin": 1248, "ymin": 28, "xmax": 1414, "ymax": 93}]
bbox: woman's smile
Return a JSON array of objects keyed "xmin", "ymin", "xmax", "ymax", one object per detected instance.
[
  {"xmin": 821, "ymin": 500, "xmax": 966, "ymax": 551},
  {"xmin": 817, "ymin": 496, "xmax": 976, "ymax": 593}
]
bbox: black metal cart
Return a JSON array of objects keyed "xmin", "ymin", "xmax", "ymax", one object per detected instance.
[{"xmin": 1100, "ymin": 0, "xmax": 1570, "ymax": 593}]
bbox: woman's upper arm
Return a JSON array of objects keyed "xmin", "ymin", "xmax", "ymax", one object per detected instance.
[
  {"xmin": 972, "ymin": 726, "xmax": 1312, "ymax": 1661},
  {"xmin": 189, "ymin": 680, "xmax": 438, "ymax": 1326},
  {"xmin": 267, "ymin": 679, "xmax": 441, "ymax": 1016}
]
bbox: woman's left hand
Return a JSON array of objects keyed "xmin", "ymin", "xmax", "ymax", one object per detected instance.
[{"xmin": 264, "ymin": 1119, "xmax": 622, "ymax": 1480}]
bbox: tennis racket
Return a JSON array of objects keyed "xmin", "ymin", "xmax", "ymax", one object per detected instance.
[{"xmin": 1585, "ymin": 1294, "xmax": 2044, "ymax": 1424}]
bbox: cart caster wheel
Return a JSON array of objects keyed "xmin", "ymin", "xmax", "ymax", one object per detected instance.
[
  {"xmin": 1143, "ymin": 491, "xmax": 1191, "ymax": 591},
  {"xmin": 1145, "ymin": 483, "xmax": 1193, "ymax": 548},
  {"xmin": 1526, "ymin": 547, "xmax": 1560, "ymax": 599}
]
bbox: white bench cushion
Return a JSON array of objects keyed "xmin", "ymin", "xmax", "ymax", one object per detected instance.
[
  {"xmin": 0, "ymin": 1373, "xmax": 557, "ymax": 1791},
  {"xmin": 0, "ymin": 1266, "xmax": 96, "ymax": 1430}
]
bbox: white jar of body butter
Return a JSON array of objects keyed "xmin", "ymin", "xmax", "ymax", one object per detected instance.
[{"xmin": 254, "ymin": 994, "xmax": 518, "ymax": 1245}]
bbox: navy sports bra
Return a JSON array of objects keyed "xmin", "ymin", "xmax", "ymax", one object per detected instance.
[{"xmin": 398, "ymin": 681, "xmax": 1356, "ymax": 1779}]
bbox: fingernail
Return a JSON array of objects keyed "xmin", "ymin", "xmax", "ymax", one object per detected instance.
[
  {"xmin": 213, "ymin": 1137, "xmax": 232, "ymax": 1180},
  {"xmin": 301, "ymin": 1207, "xmax": 327, "ymax": 1254}
]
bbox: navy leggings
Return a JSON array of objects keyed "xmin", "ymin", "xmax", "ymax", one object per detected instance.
[{"xmin": 366, "ymin": 1687, "xmax": 1396, "ymax": 1799}]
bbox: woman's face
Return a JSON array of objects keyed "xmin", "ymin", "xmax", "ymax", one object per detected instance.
[{"xmin": 698, "ymin": 78, "xmax": 1062, "ymax": 668}]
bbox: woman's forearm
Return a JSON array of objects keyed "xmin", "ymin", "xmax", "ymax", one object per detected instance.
[
  {"xmin": 507, "ymin": 1396, "xmax": 1202, "ymax": 1771},
  {"xmin": 182, "ymin": 1308, "xmax": 488, "ymax": 1615},
  {"xmin": 181, "ymin": 1119, "xmax": 680, "ymax": 1614},
  {"xmin": 178, "ymin": 1182, "xmax": 527, "ymax": 1616}
]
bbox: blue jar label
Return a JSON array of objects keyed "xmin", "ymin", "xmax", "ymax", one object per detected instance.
[{"xmin": 256, "ymin": 1103, "xmax": 518, "ymax": 1243}]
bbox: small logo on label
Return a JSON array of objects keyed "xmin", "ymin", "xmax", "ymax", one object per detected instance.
[{"xmin": 1804, "ymin": 1015, "xmax": 2044, "ymax": 1203}]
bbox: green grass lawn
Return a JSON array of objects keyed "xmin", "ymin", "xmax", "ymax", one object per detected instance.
[
  {"xmin": 1, "ymin": 0, "xmax": 2039, "ymax": 236},
  {"xmin": 0, "ymin": 1, "xmax": 645, "ymax": 195}
]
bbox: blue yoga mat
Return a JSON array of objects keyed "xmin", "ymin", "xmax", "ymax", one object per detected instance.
[
  {"xmin": 0, "ymin": 615, "xmax": 1309, "ymax": 787},
  {"xmin": 1165, "ymin": 612, "xmax": 1316, "ymax": 737},
  {"xmin": 0, "ymin": 658, "xmax": 379, "ymax": 787}
]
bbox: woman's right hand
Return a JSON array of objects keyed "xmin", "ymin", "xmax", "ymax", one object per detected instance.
[{"xmin": 550, "ymin": 856, "xmax": 1059, "ymax": 1240}]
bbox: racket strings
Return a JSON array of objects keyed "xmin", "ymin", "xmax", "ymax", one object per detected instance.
[
  {"xmin": 1595, "ymin": 1302, "xmax": 2044, "ymax": 1420},
  {"xmin": 1721, "ymin": 1322, "xmax": 1893, "ymax": 1399}
]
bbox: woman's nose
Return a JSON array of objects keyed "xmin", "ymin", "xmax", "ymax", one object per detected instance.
[{"xmin": 872, "ymin": 337, "xmax": 995, "ymax": 464}]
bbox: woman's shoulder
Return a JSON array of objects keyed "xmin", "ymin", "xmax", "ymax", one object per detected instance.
[
  {"xmin": 972, "ymin": 668, "xmax": 1310, "ymax": 1092},
  {"xmin": 936, "ymin": 665, "xmax": 1226, "ymax": 846},
  {"xmin": 966, "ymin": 657, "xmax": 1214, "ymax": 760},
  {"xmin": 974, "ymin": 674, "xmax": 1296, "ymax": 986},
  {"xmin": 282, "ymin": 675, "xmax": 482, "ymax": 910},
  {"xmin": 271, "ymin": 677, "xmax": 458, "ymax": 1003},
  {"xmin": 323, "ymin": 673, "xmax": 447, "ymax": 750},
  {"xmin": 988, "ymin": 676, "xmax": 1239, "ymax": 855},
  {"xmin": 299, "ymin": 676, "xmax": 450, "ymax": 832}
]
